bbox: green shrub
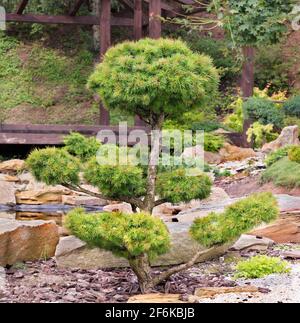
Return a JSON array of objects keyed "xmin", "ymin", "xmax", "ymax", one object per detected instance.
[
  {"xmin": 84, "ymin": 158, "xmax": 146, "ymax": 199},
  {"xmin": 190, "ymin": 193, "xmax": 279, "ymax": 248},
  {"xmin": 26, "ymin": 148, "xmax": 80, "ymax": 186},
  {"xmin": 224, "ymin": 97, "xmax": 244, "ymax": 133},
  {"xmin": 65, "ymin": 209, "xmax": 170, "ymax": 260},
  {"xmin": 191, "ymin": 121, "xmax": 227, "ymax": 133},
  {"xmin": 235, "ymin": 255, "xmax": 290, "ymax": 279},
  {"xmin": 204, "ymin": 133, "xmax": 225, "ymax": 152},
  {"xmin": 64, "ymin": 132, "xmax": 101, "ymax": 162},
  {"xmin": 283, "ymin": 96, "xmax": 300, "ymax": 118},
  {"xmin": 265, "ymin": 146, "xmax": 293, "ymax": 167},
  {"xmin": 246, "ymin": 122, "xmax": 278, "ymax": 148},
  {"xmin": 261, "ymin": 157, "xmax": 300, "ymax": 188},
  {"xmin": 156, "ymin": 169, "xmax": 212, "ymax": 204},
  {"xmin": 288, "ymin": 146, "xmax": 300, "ymax": 163},
  {"xmin": 244, "ymin": 97, "xmax": 284, "ymax": 129},
  {"xmin": 284, "ymin": 116, "xmax": 300, "ymax": 129}
]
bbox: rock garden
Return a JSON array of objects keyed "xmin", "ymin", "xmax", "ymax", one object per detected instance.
[{"xmin": 1, "ymin": 0, "xmax": 300, "ymax": 305}]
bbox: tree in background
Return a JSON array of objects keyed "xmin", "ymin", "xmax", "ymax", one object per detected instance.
[{"xmin": 167, "ymin": 0, "xmax": 294, "ymax": 142}]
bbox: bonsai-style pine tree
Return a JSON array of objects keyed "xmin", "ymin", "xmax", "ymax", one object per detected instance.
[
  {"xmin": 27, "ymin": 38, "xmax": 219, "ymax": 213},
  {"xmin": 26, "ymin": 39, "xmax": 279, "ymax": 292}
]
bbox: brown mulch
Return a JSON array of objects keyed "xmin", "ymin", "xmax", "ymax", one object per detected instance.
[{"xmin": 0, "ymin": 259, "xmax": 236, "ymax": 303}]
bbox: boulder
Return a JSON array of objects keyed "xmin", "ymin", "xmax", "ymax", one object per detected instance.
[
  {"xmin": 0, "ymin": 160, "xmax": 25, "ymax": 174},
  {"xmin": 15, "ymin": 188, "xmax": 72, "ymax": 205},
  {"xmin": 219, "ymin": 143, "xmax": 256, "ymax": 162},
  {"xmin": 0, "ymin": 180, "xmax": 16, "ymax": 205},
  {"xmin": 282, "ymin": 251, "xmax": 300, "ymax": 259},
  {"xmin": 103, "ymin": 203, "xmax": 133, "ymax": 214},
  {"xmin": 0, "ymin": 267, "xmax": 5, "ymax": 298},
  {"xmin": 231, "ymin": 234, "xmax": 274, "ymax": 251},
  {"xmin": 62, "ymin": 195, "xmax": 107, "ymax": 207},
  {"xmin": 181, "ymin": 145, "xmax": 222, "ymax": 165},
  {"xmin": 204, "ymin": 151, "xmax": 222, "ymax": 165},
  {"xmin": 0, "ymin": 218, "xmax": 59, "ymax": 266},
  {"xmin": 55, "ymin": 222, "xmax": 230, "ymax": 269},
  {"xmin": 250, "ymin": 215, "xmax": 300, "ymax": 243},
  {"xmin": 262, "ymin": 125, "xmax": 300, "ymax": 153},
  {"xmin": 153, "ymin": 187, "xmax": 230, "ymax": 217}
]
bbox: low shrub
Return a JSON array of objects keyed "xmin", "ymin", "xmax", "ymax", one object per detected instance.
[
  {"xmin": 284, "ymin": 116, "xmax": 300, "ymax": 130},
  {"xmin": 156, "ymin": 168, "xmax": 212, "ymax": 204},
  {"xmin": 190, "ymin": 193, "xmax": 279, "ymax": 248},
  {"xmin": 261, "ymin": 157, "xmax": 300, "ymax": 188},
  {"xmin": 283, "ymin": 96, "xmax": 300, "ymax": 118},
  {"xmin": 204, "ymin": 133, "xmax": 225, "ymax": 152},
  {"xmin": 244, "ymin": 97, "xmax": 284, "ymax": 129},
  {"xmin": 64, "ymin": 132, "xmax": 101, "ymax": 162},
  {"xmin": 223, "ymin": 97, "xmax": 244, "ymax": 133},
  {"xmin": 191, "ymin": 121, "xmax": 228, "ymax": 133},
  {"xmin": 247, "ymin": 122, "xmax": 278, "ymax": 148},
  {"xmin": 288, "ymin": 146, "xmax": 300, "ymax": 163},
  {"xmin": 26, "ymin": 148, "xmax": 80, "ymax": 186},
  {"xmin": 235, "ymin": 255, "xmax": 290, "ymax": 279},
  {"xmin": 265, "ymin": 146, "xmax": 293, "ymax": 167}
]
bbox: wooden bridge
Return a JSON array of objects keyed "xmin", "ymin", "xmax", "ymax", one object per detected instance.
[
  {"xmin": 0, "ymin": 124, "xmax": 243, "ymax": 149},
  {"xmin": 0, "ymin": 124, "xmax": 150, "ymax": 146}
]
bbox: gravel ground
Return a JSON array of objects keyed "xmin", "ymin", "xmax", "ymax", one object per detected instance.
[
  {"xmin": 1, "ymin": 246, "xmax": 299, "ymax": 303},
  {"xmin": 198, "ymin": 264, "xmax": 300, "ymax": 303}
]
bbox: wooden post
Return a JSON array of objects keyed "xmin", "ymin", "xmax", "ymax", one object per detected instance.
[
  {"xmin": 241, "ymin": 46, "xmax": 255, "ymax": 147},
  {"xmin": 149, "ymin": 0, "xmax": 161, "ymax": 39},
  {"xmin": 134, "ymin": 0, "xmax": 146, "ymax": 127},
  {"xmin": 134, "ymin": 0, "xmax": 143, "ymax": 40},
  {"xmin": 99, "ymin": 0, "xmax": 111, "ymax": 125}
]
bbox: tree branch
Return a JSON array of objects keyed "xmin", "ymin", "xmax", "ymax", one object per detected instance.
[
  {"xmin": 63, "ymin": 183, "xmax": 144, "ymax": 210},
  {"xmin": 152, "ymin": 247, "xmax": 215, "ymax": 286}
]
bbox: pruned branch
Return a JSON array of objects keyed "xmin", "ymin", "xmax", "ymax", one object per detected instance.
[{"xmin": 152, "ymin": 247, "xmax": 215, "ymax": 286}]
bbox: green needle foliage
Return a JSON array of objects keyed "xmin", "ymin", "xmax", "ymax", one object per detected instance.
[
  {"xmin": 265, "ymin": 146, "xmax": 293, "ymax": 167},
  {"xmin": 261, "ymin": 157, "xmax": 300, "ymax": 188},
  {"xmin": 84, "ymin": 157, "xmax": 146, "ymax": 199},
  {"xmin": 156, "ymin": 169, "xmax": 212, "ymax": 204},
  {"xmin": 64, "ymin": 132, "xmax": 101, "ymax": 162},
  {"xmin": 190, "ymin": 193, "xmax": 279, "ymax": 248},
  {"xmin": 26, "ymin": 147, "xmax": 80, "ymax": 186},
  {"xmin": 87, "ymin": 38, "xmax": 219, "ymax": 126},
  {"xmin": 235, "ymin": 255, "xmax": 290, "ymax": 279},
  {"xmin": 65, "ymin": 209, "xmax": 170, "ymax": 260},
  {"xmin": 288, "ymin": 146, "xmax": 300, "ymax": 164}
]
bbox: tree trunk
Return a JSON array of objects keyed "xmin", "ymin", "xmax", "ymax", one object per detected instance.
[
  {"xmin": 241, "ymin": 46, "xmax": 255, "ymax": 147},
  {"xmin": 142, "ymin": 114, "xmax": 164, "ymax": 213},
  {"xmin": 129, "ymin": 253, "xmax": 153, "ymax": 294}
]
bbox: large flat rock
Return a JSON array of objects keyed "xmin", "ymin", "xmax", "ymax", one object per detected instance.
[
  {"xmin": 0, "ymin": 218, "xmax": 59, "ymax": 266},
  {"xmin": 55, "ymin": 222, "xmax": 230, "ymax": 269},
  {"xmin": 0, "ymin": 180, "xmax": 16, "ymax": 206}
]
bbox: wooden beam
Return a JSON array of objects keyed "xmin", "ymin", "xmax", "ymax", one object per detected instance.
[
  {"xmin": 133, "ymin": 0, "xmax": 147, "ymax": 127},
  {"xmin": 99, "ymin": 0, "xmax": 111, "ymax": 125},
  {"xmin": 149, "ymin": 0, "xmax": 161, "ymax": 39},
  {"xmin": 134, "ymin": 0, "xmax": 143, "ymax": 40},
  {"xmin": 6, "ymin": 13, "xmax": 135, "ymax": 26},
  {"xmin": 69, "ymin": 0, "xmax": 86, "ymax": 16},
  {"xmin": 16, "ymin": 0, "xmax": 29, "ymax": 15}
]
